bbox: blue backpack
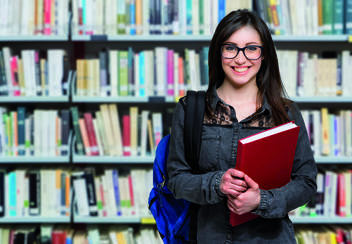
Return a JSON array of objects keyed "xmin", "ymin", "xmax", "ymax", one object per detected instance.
[{"xmin": 148, "ymin": 91, "xmax": 206, "ymax": 244}]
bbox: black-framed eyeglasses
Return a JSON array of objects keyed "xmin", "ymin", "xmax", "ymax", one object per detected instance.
[{"xmin": 221, "ymin": 44, "xmax": 263, "ymax": 60}]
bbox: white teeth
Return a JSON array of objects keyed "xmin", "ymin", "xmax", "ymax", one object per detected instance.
[{"xmin": 234, "ymin": 67, "xmax": 249, "ymax": 72}]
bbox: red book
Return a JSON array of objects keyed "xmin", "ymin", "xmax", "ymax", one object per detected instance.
[
  {"xmin": 230, "ymin": 121, "xmax": 300, "ymax": 226},
  {"xmin": 122, "ymin": 115, "xmax": 131, "ymax": 156},
  {"xmin": 84, "ymin": 113, "xmax": 99, "ymax": 156}
]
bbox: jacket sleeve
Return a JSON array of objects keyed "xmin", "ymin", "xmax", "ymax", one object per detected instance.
[
  {"xmin": 253, "ymin": 103, "xmax": 317, "ymax": 218},
  {"xmin": 167, "ymin": 102, "xmax": 226, "ymax": 205}
]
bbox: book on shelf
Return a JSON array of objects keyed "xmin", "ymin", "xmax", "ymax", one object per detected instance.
[{"xmin": 230, "ymin": 121, "xmax": 300, "ymax": 226}]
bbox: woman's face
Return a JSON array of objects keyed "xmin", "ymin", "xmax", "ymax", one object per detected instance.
[{"xmin": 221, "ymin": 25, "xmax": 263, "ymax": 89}]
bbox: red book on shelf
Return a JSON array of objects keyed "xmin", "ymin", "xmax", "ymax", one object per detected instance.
[
  {"xmin": 122, "ymin": 115, "xmax": 131, "ymax": 156},
  {"xmin": 84, "ymin": 112, "xmax": 99, "ymax": 156},
  {"xmin": 230, "ymin": 121, "xmax": 300, "ymax": 226}
]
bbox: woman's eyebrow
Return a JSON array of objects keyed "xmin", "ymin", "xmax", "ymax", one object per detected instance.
[{"xmin": 223, "ymin": 41, "xmax": 261, "ymax": 45}]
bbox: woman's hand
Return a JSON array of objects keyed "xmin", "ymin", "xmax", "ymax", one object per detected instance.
[
  {"xmin": 220, "ymin": 169, "xmax": 248, "ymax": 197},
  {"xmin": 227, "ymin": 174, "xmax": 260, "ymax": 215}
]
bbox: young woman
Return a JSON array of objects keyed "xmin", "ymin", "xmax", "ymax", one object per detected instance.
[{"xmin": 167, "ymin": 9, "xmax": 317, "ymax": 243}]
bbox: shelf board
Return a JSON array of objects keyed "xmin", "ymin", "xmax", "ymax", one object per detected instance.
[
  {"xmin": 0, "ymin": 96, "xmax": 69, "ymax": 103},
  {"xmin": 0, "ymin": 216, "xmax": 70, "ymax": 223},
  {"xmin": 73, "ymin": 155, "xmax": 154, "ymax": 164},
  {"xmin": 290, "ymin": 216, "xmax": 352, "ymax": 224},
  {"xmin": 0, "ymin": 35, "xmax": 69, "ymax": 41},
  {"xmin": 292, "ymin": 96, "xmax": 352, "ymax": 103},
  {"xmin": 73, "ymin": 216, "xmax": 143, "ymax": 223},
  {"xmin": 72, "ymin": 95, "xmax": 175, "ymax": 103},
  {"xmin": 72, "ymin": 34, "xmax": 350, "ymax": 42},
  {"xmin": 0, "ymin": 156, "xmax": 70, "ymax": 163},
  {"xmin": 272, "ymin": 35, "xmax": 348, "ymax": 42},
  {"xmin": 315, "ymin": 156, "xmax": 352, "ymax": 164},
  {"xmin": 71, "ymin": 34, "xmax": 213, "ymax": 41}
]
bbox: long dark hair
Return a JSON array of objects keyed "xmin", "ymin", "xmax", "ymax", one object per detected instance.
[{"xmin": 207, "ymin": 9, "xmax": 291, "ymax": 126}]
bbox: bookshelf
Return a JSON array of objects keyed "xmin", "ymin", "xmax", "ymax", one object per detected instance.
[{"xmin": 1, "ymin": 0, "xmax": 352, "ymax": 242}]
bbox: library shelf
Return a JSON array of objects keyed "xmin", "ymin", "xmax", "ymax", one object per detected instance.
[
  {"xmin": 292, "ymin": 96, "xmax": 352, "ymax": 104},
  {"xmin": 71, "ymin": 95, "xmax": 176, "ymax": 103},
  {"xmin": 0, "ymin": 156, "xmax": 70, "ymax": 164},
  {"xmin": 0, "ymin": 96, "xmax": 70, "ymax": 103},
  {"xmin": 315, "ymin": 156, "xmax": 352, "ymax": 164},
  {"xmin": 73, "ymin": 216, "xmax": 150, "ymax": 224},
  {"xmin": 0, "ymin": 35, "xmax": 69, "ymax": 42},
  {"xmin": 71, "ymin": 34, "xmax": 213, "ymax": 42},
  {"xmin": 72, "ymin": 155, "xmax": 154, "ymax": 164},
  {"xmin": 0, "ymin": 216, "xmax": 70, "ymax": 223},
  {"xmin": 272, "ymin": 35, "xmax": 349, "ymax": 42},
  {"xmin": 290, "ymin": 216, "xmax": 352, "ymax": 224}
]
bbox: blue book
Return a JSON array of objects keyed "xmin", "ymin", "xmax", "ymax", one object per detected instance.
[
  {"xmin": 333, "ymin": 0, "xmax": 344, "ymax": 34},
  {"xmin": 112, "ymin": 169, "xmax": 122, "ymax": 216},
  {"xmin": 186, "ymin": 0, "xmax": 192, "ymax": 34},
  {"xmin": 139, "ymin": 51, "xmax": 146, "ymax": 97},
  {"xmin": 345, "ymin": 0, "xmax": 352, "ymax": 33},
  {"xmin": 17, "ymin": 107, "xmax": 26, "ymax": 156},
  {"xmin": 218, "ymin": 0, "xmax": 225, "ymax": 23},
  {"xmin": 130, "ymin": 0, "xmax": 136, "ymax": 34},
  {"xmin": 9, "ymin": 171, "xmax": 16, "ymax": 216}
]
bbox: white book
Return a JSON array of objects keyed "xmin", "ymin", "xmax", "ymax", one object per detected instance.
[
  {"xmin": 155, "ymin": 47, "xmax": 167, "ymax": 96},
  {"xmin": 192, "ymin": 0, "xmax": 199, "ymax": 35},
  {"xmin": 40, "ymin": 170, "xmax": 49, "ymax": 216},
  {"xmin": 2, "ymin": 47, "xmax": 13, "ymax": 96},
  {"xmin": 142, "ymin": 0, "xmax": 150, "ymax": 34},
  {"xmin": 203, "ymin": 0, "xmax": 211, "ymax": 35},
  {"xmin": 108, "ymin": 104, "xmax": 123, "ymax": 156},
  {"xmin": 134, "ymin": 53, "xmax": 140, "ymax": 96},
  {"xmin": 152, "ymin": 112, "xmax": 162, "ymax": 149},
  {"xmin": 211, "ymin": 0, "xmax": 218, "ymax": 34},
  {"xmin": 34, "ymin": 110, "xmax": 42, "ymax": 156},
  {"xmin": 92, "ymin": 118, "xmax": 103, "ymax": 156},
  {"xmin": 72, "ymin": 171, "xmax": 90, "ymax": 217},
  {"xmin": 48, "ymin": 50, "xmax": 64, "ymax": 96},
  {"xmin": 105, "ymin": 170, "xmax": 118, "ymax": 216},
  {"xmin": 109, "ymin": 50, "xmax": 118, "ymax": 96},
  {"xmin": 145, "ymin": 50, "xmax": 154, "ymax": 97}
]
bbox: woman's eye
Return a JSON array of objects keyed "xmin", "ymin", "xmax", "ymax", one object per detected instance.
[
  {"xmin": 225, "ymin": 46, "xmax": 236, "ymax": 51},
  {"xmin": 247, "ymin": 46, "xmax": 258, "ymax": 51}
]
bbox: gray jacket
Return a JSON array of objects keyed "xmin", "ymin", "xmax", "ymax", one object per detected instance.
[{"xmin": 167, "ymin": 89, "xmax": 317, "ymax": 244}]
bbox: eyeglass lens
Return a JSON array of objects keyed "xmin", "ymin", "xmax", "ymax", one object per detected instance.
[{"xmin": 221, "ymin": 45, "xmax": 262, "ymax": 60}]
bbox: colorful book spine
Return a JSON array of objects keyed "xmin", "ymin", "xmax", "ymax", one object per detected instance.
[{"xmin": 167, "ymin": 50, "xmax": 174, "ymax": 96}]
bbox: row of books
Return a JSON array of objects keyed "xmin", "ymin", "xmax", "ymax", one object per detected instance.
[
  {"xmin": 71, "ymin": 105, "xmax": 166, "ymax": 157},
  {"xmin": 277, "ymin": 50, "xmax": 352, "ymax": 98},
  {"xmin": 73, "ymin": 167, "xmax": 152, "ymax": 218},
  {"xmin": 0, "ymin": 169, "xmax": 71, "ymax": 218},
  {"xmin": 71, "ymin": 0, "xmax": 252, "ymax": 36},
  {"xmin": 0, "ymin": 107, "xmax": 70, "ymax": 157},
  {"xmin": 0, "ymin": 225, "xmax": 162, "ymax": 244},
  {"xmin": 301, "ymin": 109, "xmax": 352, "ymax": 158},
  {"xmin": 76, "ymin": 47, "xmax": 209, "ymax": 99},
  {"xmin": 0, "ymin": 0, "xmax": 69, "ymax": 36},
  {"xmin": 255, "ymin": 0, "xmax": 352, "ymax": 35},
  {"xmin": 3, "ymin": 46, "xmax": 352, "ymax": 99},
  {"xmin": 0, "ymin": 47, "xmax": 69, "ymax": 97},
  {"xmin": 295, "ymin": 225, "xmax": 352, "ymax": 244},
  {"xmin": 290, "ymin": 169, "xmax": 352, "ymax": 218}
]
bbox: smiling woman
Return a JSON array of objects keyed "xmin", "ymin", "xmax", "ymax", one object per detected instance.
[{"xmin": 167, "ymin": 9, "xmax": 317, "ymax": 244}]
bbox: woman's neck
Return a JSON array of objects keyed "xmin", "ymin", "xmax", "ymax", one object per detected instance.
[{"xmin": 216, "ymin": 81, "xmax": 259, "ymax": 105}]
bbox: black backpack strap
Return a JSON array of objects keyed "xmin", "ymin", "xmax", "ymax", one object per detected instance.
[
  {"xmin": 184, "ymin": 90, "xmax": 206, "ymax": 170},
  {"xmin": 184, "ymin": 90, "xmax": 206, "ymax": 244}
]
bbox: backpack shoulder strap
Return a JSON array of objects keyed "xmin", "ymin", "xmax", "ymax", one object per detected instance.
[
  {"xmin": 184, "ymin": 90, "xmax": 206, "ymax": 173},
  {"xmin": 184, "ymin": 90, "xmax": 205, "ymax": 244}
]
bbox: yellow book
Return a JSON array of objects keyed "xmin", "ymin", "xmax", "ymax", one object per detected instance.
[
  {"xmin": 130, "ymin": 106, "xmax": 139, "ymax": 156},
  {"xmin": 321, "ymin": 108, "xmax": 330, "ymax": 155},
  {"xmin": 17, "ymin": 59, "xmax": 25, "ymax": 95},
  {"xmin": 99, "ymin": 104, "xmax": 115, "ymax": 156},
  {"xmin": 76, "ymin": 59, "xmax": 85, "ymax": 96}
]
